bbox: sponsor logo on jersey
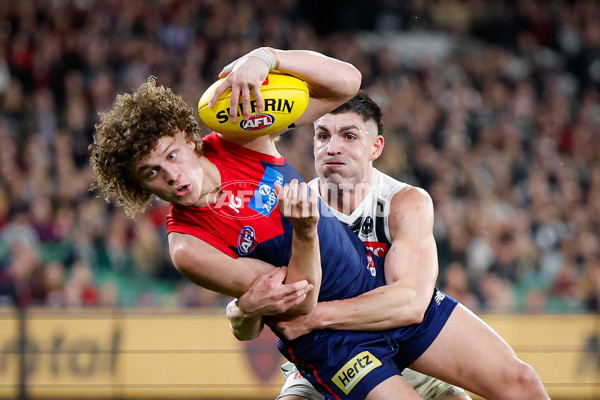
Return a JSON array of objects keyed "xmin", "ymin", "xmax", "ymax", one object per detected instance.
[
  {"xmin": 366, "ymin": 253, "xmax": 377, "ymax": 277},
  {"xmin": 364, "ymin": 241, "xmax": 389, "ymax": 257},
  {"xmin": 332, "ymin": 351, "xmax": 382, "ymax": 394},
  {"xmin": 434, "ymin": 290, "xmax": 446, "ymax": 306},
  {"xmin": 249, "ymin": 167, "xmax": 284, "ymax": 217},
  {"xmin": 240, "ymin": 113, "xmax": 275, "ymax": 131},
  {"xmin": 238, "ymin": 226, "xmax": 257, "ymax": 255}
]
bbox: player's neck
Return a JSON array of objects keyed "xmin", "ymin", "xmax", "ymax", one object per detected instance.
[{"xmin": 194, "ymin": 157, "xmax": 222, "ymax": 208}]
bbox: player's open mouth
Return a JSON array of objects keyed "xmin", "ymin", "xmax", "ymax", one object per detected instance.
[{"xmin": 175, "ymin": 185, "xmax": 190, "ymax": 197}]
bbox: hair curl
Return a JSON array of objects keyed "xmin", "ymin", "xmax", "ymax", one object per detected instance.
[{"xmin": 90, "ymin": 77, "xmax": 202, "ymax": 218}]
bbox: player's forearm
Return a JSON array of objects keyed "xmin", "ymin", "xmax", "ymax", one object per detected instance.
[
  {"xmin": 310, "ymin": 283, "xmax": 425, "ymax": 331},
  {"xmin": 278, "ymin": 181, "xmax": 322, "ymax": 315},
  {"xmin": 275, "ymin": 50, "xmax": 361, "ymax": 103},
  {"xmin": 285, "ymin": 230, "xmax": 321, "ymax": 315},
  {"xmin": 382, "ymin": 239, "xmax": 439, "ymax": 325},
  {"xmin": 226, "ymin": 298, "xmax": 264, "ymax": 341}
]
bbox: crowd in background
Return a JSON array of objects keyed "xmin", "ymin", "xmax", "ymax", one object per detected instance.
[{"xmin": 0, "ymin": 0, "xmax": 598, "ymax": 313}]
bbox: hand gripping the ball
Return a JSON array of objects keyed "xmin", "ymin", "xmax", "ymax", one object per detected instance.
[
  {"xmin": 198, "ymin": 50, "xmax": 309, "ymax": 138},
  {"xmin": 209, "ymin": 47, "xmax": 279, "ymax": 122}
]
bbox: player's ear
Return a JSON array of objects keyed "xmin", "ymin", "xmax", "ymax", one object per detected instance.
[{"xmin": 369, "ymin": 135, "xmax": 384, "ymax": 161}]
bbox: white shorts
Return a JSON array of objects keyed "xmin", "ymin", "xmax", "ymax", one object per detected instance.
[
  {"xmin": 276, "ymin": 362, "xmax": 471, "ymax": 400},
  {"xmin": 275, "ymin": 361, "xmax": 322, "ymax": 400},
  {"xmin": 402, "ymin": 368, "xmax": 471, "ymax": 400}
]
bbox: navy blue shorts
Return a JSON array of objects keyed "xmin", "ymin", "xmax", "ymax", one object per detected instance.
[{"xmin": 277, "ymin": 289, "xmax": 458, "ymax": 400}]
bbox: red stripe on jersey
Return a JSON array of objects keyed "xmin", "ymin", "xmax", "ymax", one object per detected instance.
[{"xmin": 287, "ymin": 348, "xmax": 342, "ymax": 400}]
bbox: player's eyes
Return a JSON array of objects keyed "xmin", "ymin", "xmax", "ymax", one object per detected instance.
[
  {"xmin": 316, "ymin": 132, "xmax": 329, "ymax": 140},
  {"xmin": 345, "ymin": 133, "xmax": 357, "ymax": 140},
  {"xmin": 147, "ymin": 169, "xmax": 158, "ymax": 179},
  {"xmin": 168, "ymin": 152, "xmax": 176, "ymax": 160}
]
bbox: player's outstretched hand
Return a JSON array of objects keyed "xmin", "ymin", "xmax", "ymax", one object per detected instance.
[
  {"xmin": 275, "ymin": 179, "xmax": 320, "ymax": 239},
  {"xmin": 237, "ymin": 266, "xmax": 314, "ymax": 316},
  {"xmin": 209, "ymin": 54, "xmax": 269, "ymax": 122}
]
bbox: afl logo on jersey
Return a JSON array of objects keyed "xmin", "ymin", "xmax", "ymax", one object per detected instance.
[
  {"xmin": 238, "ymin": 226, "xmax": 258, "ymax": 255},
  {"xmin": 366, "ymin": 253, "xmax": 377, "ymax": 277}
]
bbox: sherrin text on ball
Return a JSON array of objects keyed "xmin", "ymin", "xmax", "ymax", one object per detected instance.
[{"xmin": 198, "ymin": 72, "xmax": 309, "ymax": 137}]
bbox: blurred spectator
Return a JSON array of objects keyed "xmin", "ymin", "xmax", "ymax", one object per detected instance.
[
  {"xmin": 582, "ymin": 259, "xmax": 600, "ymax": 311},
  {"xmin": 0, "ymin": 241, "xmax": 45, "ymax": 306},
  {"xmin": 0, "ymin": 201, "xmax": 38, "ymax": 249},
  {"xmin": 44, "ymin": 260, "xmax": 65, "ymax": 307},
  {"xmin": 63, "ymin": 260, "xmax": 99, "ymax": 307},
  {"xmin": 440, "ymin": 261, "xmax": 479, "ymax": 312}
]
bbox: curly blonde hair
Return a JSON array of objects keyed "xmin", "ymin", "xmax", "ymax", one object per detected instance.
[{"xmin": 90, "ymin": 77, "xmax": 203, "ymax": 218}]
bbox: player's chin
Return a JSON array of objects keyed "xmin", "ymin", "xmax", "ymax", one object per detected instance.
[
  {"xmin": 168, "ymin": 192, "xmax": 193, "ymax": 207},
  {"xmin": 322, "ymin": 172, "xmax": 347, "ymax": 186},
  {"xmin": 177, "ymin": 197, "xmax": 199, "ymax": 208}
]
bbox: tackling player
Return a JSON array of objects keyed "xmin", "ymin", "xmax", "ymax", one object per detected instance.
[
  {"xmin": 275, "ymin": 91, "xmax": 471, "ymax": 400},
  {"xmin": 226, "ymin": 91, "xmax": 550, "ymax": 400}
]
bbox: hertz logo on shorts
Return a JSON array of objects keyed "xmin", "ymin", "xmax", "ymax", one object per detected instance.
[{"xmin": 332, "ymin": 351, "xmax": 382, "ymax": 394}]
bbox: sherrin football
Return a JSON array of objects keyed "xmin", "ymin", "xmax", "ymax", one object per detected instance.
[{"xmin": 198, "ymin": 72, "xmax": 309, "ymax": 137}]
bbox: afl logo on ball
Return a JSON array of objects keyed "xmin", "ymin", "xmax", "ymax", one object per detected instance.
[
  {"xmin": 240, "ymin": 113, "xmax": 275, "ymax": 131},
  {"xmin": 238, "ymin": 226, "xmax": 258, "ymax": 255}
]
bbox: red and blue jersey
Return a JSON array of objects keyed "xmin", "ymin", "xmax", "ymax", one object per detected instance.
[{"xmin": 166, "ymin": 132, "xmax": 385, "ymax": 302}]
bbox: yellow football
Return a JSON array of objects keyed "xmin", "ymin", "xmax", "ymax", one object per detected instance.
[{"xmin": 198, "ymin": 72, "xmax": 309, "ymax": 137}]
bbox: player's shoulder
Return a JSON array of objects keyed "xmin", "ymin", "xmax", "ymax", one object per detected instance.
[
  {"xmin": 380, "ymin": 171, "xmax": 433, "ymax": 223},
  {"xmin": 387, "ymin": 186, "xmax": 434, "ymax": 239},
  {"xmin": 390, "ymin": 184, "xmax": 432, "ymax": 210},
  {"xmin": 372, "ymin": 169, "xmax": 422, "ymax": 203}
]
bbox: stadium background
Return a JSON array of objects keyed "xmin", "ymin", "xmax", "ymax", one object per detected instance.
[{"xmin": 0, "ymin": 0, "xmax": 598, "ymax": 399}]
